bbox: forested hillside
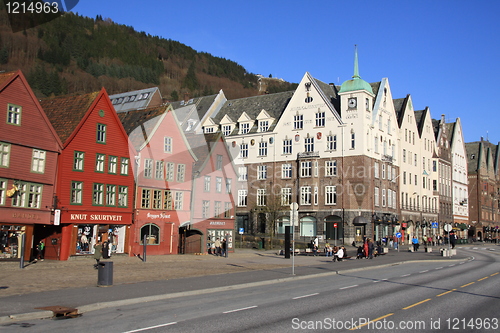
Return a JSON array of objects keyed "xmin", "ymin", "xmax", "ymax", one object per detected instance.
[{"xmin": 0, "ymin": 6, "xmax": 296, "ymax": 100}]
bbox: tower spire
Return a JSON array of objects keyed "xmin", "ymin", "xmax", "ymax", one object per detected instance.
[{"xmin": 353, "ymin": 44, "xmax": 360, "ymax": 79}]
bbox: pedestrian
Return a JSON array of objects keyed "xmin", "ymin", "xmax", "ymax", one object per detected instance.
[
  {"xmin": 207, "ymin": 237, "xmax": 212, "ymax": 254},
  {"xmin": 93, "ymin": 241, "xmax": 103, "ymax": 269},
  {"xmin": 356, "ymin": 246, "xmax": 364, "ymax": 259},
  {"xmin": 102, "ymin": 240, "xmax": 110, "ymax": 259},
  {"xmin": 450, "ymin": 231, "xmax": 457, "ymax": 249},
  {"xmin": 335, "ymin": 246, "xmax": 344, "ymax": 261},
  {"xmin": 363, "ymin": 239, "xmax": 369, "ymax": 258},
  {"xmin": 221, "ymin": 238, "xmax": 227, "ymax": 257},
  {"xmin": 412, "ymin": 236, "xmax": 419, "ymax": 252},
  {"xmin": 368, "ymin": 238, "xmax": 374, "ymax": 259},
  {"xmin": 214, "ymin": 238, "xmax": 221, "ymax": 256},
  {"xmin": 35, "ymin": 240, "xmax": 45, "ymax": 261},
  {"xmin": 325, "ymin": 242, "xmax": 332, "ymax": 257}
]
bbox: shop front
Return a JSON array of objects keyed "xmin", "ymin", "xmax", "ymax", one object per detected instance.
[
  {"xmin": 0, "ymin": 208, "xmax": 52, "ymax": 261},
  {"xmin": 129, "ymin": 211, "xmax": 180, "ymax": 256},
  {"xmin": 58, "ymin": 211, "xmax": 132, "ymax": 260},
  {"xmin": 195, "ymin": 219, "xmax": 234, "ymax": 255}
]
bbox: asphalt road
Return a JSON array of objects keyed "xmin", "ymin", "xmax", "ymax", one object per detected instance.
[{"xmin": 4, "ymin": 248, "xmax": 498, "ymax": 333}]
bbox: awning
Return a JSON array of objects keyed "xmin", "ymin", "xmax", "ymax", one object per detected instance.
[{"xmin": 353, "ymin": 216, "xmax": 369, "ymax": 225}]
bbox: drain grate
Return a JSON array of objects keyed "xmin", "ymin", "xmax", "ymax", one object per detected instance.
[{"xmin": 35, "ymin": 306, "xmax": 80, "ymax": 319}]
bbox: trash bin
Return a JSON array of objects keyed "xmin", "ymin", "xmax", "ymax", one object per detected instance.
[{"xmin": 97, "ymin": 261, "xmax": 113, "ymax": 286}]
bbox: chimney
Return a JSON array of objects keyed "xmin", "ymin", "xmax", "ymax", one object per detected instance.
[{"xmin": 184, "ymin": 92, "xmax": 190, "ymax": 103}]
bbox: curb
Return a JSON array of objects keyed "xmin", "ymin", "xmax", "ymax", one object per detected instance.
[{"xmin": 0, "ymin": 256, "xmax": 471, "ymax": 324}]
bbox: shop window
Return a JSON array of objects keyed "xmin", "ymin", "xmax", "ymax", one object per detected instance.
[{"xmin": 140, "ymin": 224, "xmax": 160, "ymax": 245}]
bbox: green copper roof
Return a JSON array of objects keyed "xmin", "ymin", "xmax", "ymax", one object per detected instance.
[{"xmin": 339, "ymin": 46, "xmax": 373, "ymax": 94}]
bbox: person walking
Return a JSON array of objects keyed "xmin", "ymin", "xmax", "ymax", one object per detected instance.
[
  {"xmin": 93, "ymin": 241, "xmax": 103, "ymax": 269},
  {"xmin": 214, "ymin": 238, "xmax": 221, "ymax": 256},
  {"xmin": 35, "ymin": 240, "xmax": 45, "ymax": 261},
  {"xmin": 221, "ymin": 238, "xmax": 227, "ymax": 257},
  {"xmin": 368, "ymin": 238, "xmax": 375, "ymax": 259}
]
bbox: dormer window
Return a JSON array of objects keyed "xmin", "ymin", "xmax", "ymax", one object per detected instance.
[
  {"xmin": 259, "ymin": 120, "xmax": 269, "ymax": 132},
  {"xmin": 204, "ymin": 127, "xmax": 215, "ymax": 133},
  {"xmin": 240, "ymin": 123, "xmax": 250, "ymax": 134},
  {"xmin": 222, "ymin": 125, "xmax": 232, "ymax": 136}
]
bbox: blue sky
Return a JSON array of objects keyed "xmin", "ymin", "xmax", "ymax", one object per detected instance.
[{"xmin": 69, "ymin": 0, "xmax": 500, "ymax": 144}]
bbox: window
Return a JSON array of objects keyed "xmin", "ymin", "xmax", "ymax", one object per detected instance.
[
  {"xmin": 433, "ymin": 161, "xmax": 437, "ymax": 172},
  {"xmin": 382, "ymin": 164, "xmax": 386, "ymax": 179},
  {"xmin": 257, "ymin": 189, "xmax": 266, "ymax": 206},
  {"xmin": 152, "ymin": 189, "xmax": 162, "ymax": 209},
  {"xmin": 141, "ymin": 189, "xmax": 151, "ymax": 208},
  {"xmin": 374, "ymin": 163, "xmax": 379, "ymax": 179},
  {"xmin": 240, "ymin": 123, "xmax": 250, "ymax": 134},
  {"xmin": 283, "ymin": 139, "xmax": 292, "ymax": 154},
  {"xmin": 281, "ymin": 187, "xmax": 292, "ymax": 206},
  {"xmin": 282, "ymin": 163, "xmax": 292, "ymax": 179},
  {"xmin": 31, "ymin": 149, "xmax": 46, "ymax": 173},
  {"xmin": 374, "ymin": 187, "xmax": 380, "ymax": 206},
  {"xmin": 304, "ymin": 136, "xmax": 314, "ymax": 152},
  {"xmin": 351, "ymin": 132, "xmax": 355, "ymax": 149},
  {"xmin": 300, "ymin": 186, "xmax": 312, "ymax": 205},
  {"xmin": 120, "ymin": 158, "xmax": 129, "ymax": 175},
  {"xmin": 403, "ymin": 149, "xmax": 406, "ymax": 163},
  {"xmin": 403, "ymin": 171, "xmax": 406, "ymax": 185},
  {"xmin": 155, "ymin": 160, "xmax": 164, "ymax": 179},
  {"xmin": 222, "ymin": 125, "xmax": 232, "ymax": 136},
  {"xmin": 0, "ymin": 179, "xmax": 6, "ymax": 205},
  {"xmin": 325, "ymin": 186, "xmax": 337, "ymax": 205},
  {"xmin": 95, "ymin": 154, "xmax": 105, "ymax": 172},
  {"xmin": 258, "ymin": 141, "xmax": 268, "ymax": 156},
  {"xmin": 140, "ymin": 224, "xmax": 159, "ymax": 245},
  {"xmin": 259, "ymin": 120, "xmax": 269, "ymax": 132},
  {"xmin": 96, "ymin": 123, "xmax": 106, "ymax": 144},
  {"xmin": 224, "ymin": 202, "xmax": 232, "ymax": 218},
  {"xmin": 93, "ymin": 183, "xmax": 104, "ymax": 205},
  {"xmin": 144, "ymin": 159, "xmax": 153, "ymax": 178},
  {"xmin": 202, "ymin": 200, "xmax": 210, "ymax": 218},
  {"xmin": 238, "ymin": 166, "xmax": 247, "ymax": 181},
  {"xmin": 70, "ymin": 181, "xmax": 83, "ymax": 204},
  {"xmin": 0, "ymin": 142, "xmax": 10, "ymax": 167},
  {"xmin": 204, "ymin": 176, "xmax": 211, "ymax": 192},
  {"xmin": 301, "ymin": 161, "xmax": 312, "ymax": 177},
  {"xmin": 238, "ymin": 190, "xmax": 247, "ymax": 207},
  {"xmin": 204, "ymin": 126, "xmax": 215, "ymax": 133},
  {"xmin": 106, "ymin": 185, "xmax": 116, "ymax": 206},
  {"xmin": 164, "ymin": 137, "xmax": 172, "ymax": 153},
  {"xmin": 374, "ymin": 136, "xmax": 379, "ymax": 154},
  {"xmin": 164, "ymin": 190, "xmax": 173, "ymax": 210},
  {"xmin": 177, "ymin": 164, "xmax": 185, "ymax": 182},
  {"xmin": 7, "ymin": 104, "xmax": 22, "ymax": 125},
  {"xmin": 214, "ymin": 201, "xmax": 221, "ymax": 217},
  {"xmin": 240, "ymin": 143, "xmax": 248, "ymax": 158},
  {"xmin": 166, "ymin": 162, "xmax": 174, "ymax": 181},
  {"xmin": 382, "ymin": 189, "xmax": 386, "ymax": 207},
  {"xmin": 108, "ymin": 156, "xmax": 117, "ymax": 174},
  {"xmin": 216, "ymin": 177, "xmax": 223, "ymax": 192},
  {"xmin": 118, "ymin": 186, "xmax": 128, "ymax": 207},
  {"xmin": 174, "ymin": 192, "xmax": 183, "ymax": 210},
  {"xmin": 257, "ymin": 165, "xmax": 267, "ymax": 180},
  {"xmin": 294, "ymin": 114, "xmax": 303, "ymax": 130},
  {"xmin": 315, "ymin": 110, "xmax": 325, "ymax": 127},
  {"xmin": 226, "ymin": 178, "xmax": 232, "ymax": 194},
  {"xmin": 216, "ymin": 155, "xmax": 223, "ymax": 170},
  {"xmin": 326, "ymin": 135, "xmax": 337, "ymax": 151},
  {"xmin": 325, "ymin": 161, "xmax": 337, "ymax": 176}
]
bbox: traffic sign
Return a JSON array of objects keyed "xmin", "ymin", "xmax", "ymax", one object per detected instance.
[
  {"xmin": 396, "ymin": 232, "xmax": 402, "ymax": 238},
  {"xmin": 431, "ymin": 222, "xmax": 438, "ymax": 229},
  {"xmin": 444, "ymin": 224, "xmax": 452, "ymax": 232},
  {"xmin": 238, "ymin": 228, "xmax": 244, "ymax": 234},
  {"xmin": 333, "ymin": 223, "xmax": 338, "ymax": 228}
]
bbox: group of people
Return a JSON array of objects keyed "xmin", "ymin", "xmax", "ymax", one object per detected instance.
[
  {"xmin": 353, "ymin": 238, "xmax": 382, "ymax": 259},
  {"xmin": 93, "ymin": 240, "xmax": 112, "ymax": 269},
  {"xmin": 207, "ymin": 237, "xmax": 228, "ymax": 257},
  {"xmin": 324, "ymin": 243, "xmax": 347, "ymax": 261}
]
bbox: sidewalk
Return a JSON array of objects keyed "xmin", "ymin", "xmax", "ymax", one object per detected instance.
[{"xmin": 0, "ymin": 245, "xmax": 475, "ymax": 323}]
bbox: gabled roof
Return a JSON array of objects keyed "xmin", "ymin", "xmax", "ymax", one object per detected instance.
[
  {"xmin": 40, "ymin": 91, "xmax": 100, "ymax": 143},
  {"xmin": 118, "ymin": 105, "xmax": 169, "ymax": 151},
  {"xmin": 109, "ymin": 87, "xmax": 160, "ymax": 113},
  {"xmin": 0, "ymin": 71, "xmax": 17, "ymax": 88}
]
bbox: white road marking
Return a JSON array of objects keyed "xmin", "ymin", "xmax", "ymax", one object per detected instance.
[
  {"xmin": 122, "ymin": 322, "xmax": 177, "ymax": 333},
  {"xmin": 419, "ymin": 270, "xmax": 429, "ymax": 273},
  {"xmin": 435, "ymin": 267, "xmax": 443, "ymax": 270},
  {"xmin": 340, "ymin": 285, "xmax": 358, "ymax": 289},
  {"xmin": 223, "ymin": 305, "xmax": 257, "ymax": 314},
  {"xmin": 293, "ymin": 293, "xmax": 319, "ymax": 299},
  {"xmin": 401, "ymin": 274, "xmax": 411, "ymax": 277}
]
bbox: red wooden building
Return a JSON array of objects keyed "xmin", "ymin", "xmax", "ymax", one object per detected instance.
[
  {"xmin": 119, "ymin": 105, "xmax": 195, "ymax": 255},
  {"xmin": 40, "ymin": 89, "xmax": 134, "ymax": 260},
  {"xmin": 0, "ymin": 70, "xmax": 62, "ymax": 261}
]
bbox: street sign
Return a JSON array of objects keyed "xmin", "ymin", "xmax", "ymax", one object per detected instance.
[
  {"xmin": 333, "ymin": 223, "xmax": 338, "ymax": 228},
  {"xmin": 431, "ymin": 222, "xmax": 439, "ymax": 229},
  {"xmin": 396, "ymin": 232, "xmax": 402, "ymax": 238},
  {"xmin": 444, "ymin": 224, "xmax": 452, "ymax": 232},
  {"xmin": 238, "ymin": 228, "xmax": 244, "ymax": 235}
]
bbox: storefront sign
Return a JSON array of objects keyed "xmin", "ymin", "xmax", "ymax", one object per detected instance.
[
  {"xmin": 70, "ymin": 214, "xmax": 123, "ymax": 222},
  {"xmin": 12, "ymin": 212, "xmax": 41, "ymax": 220},
  {"xmin": 146, "ymin": 212, "xmax": 171, "ymax": 219},
  {"xmin": 210, "ymin": 221, "xmax": 226, "ymax": 226},
  {"xmin": 54, "ymin": 209, "xmax": 61, "ymax": 225}
]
